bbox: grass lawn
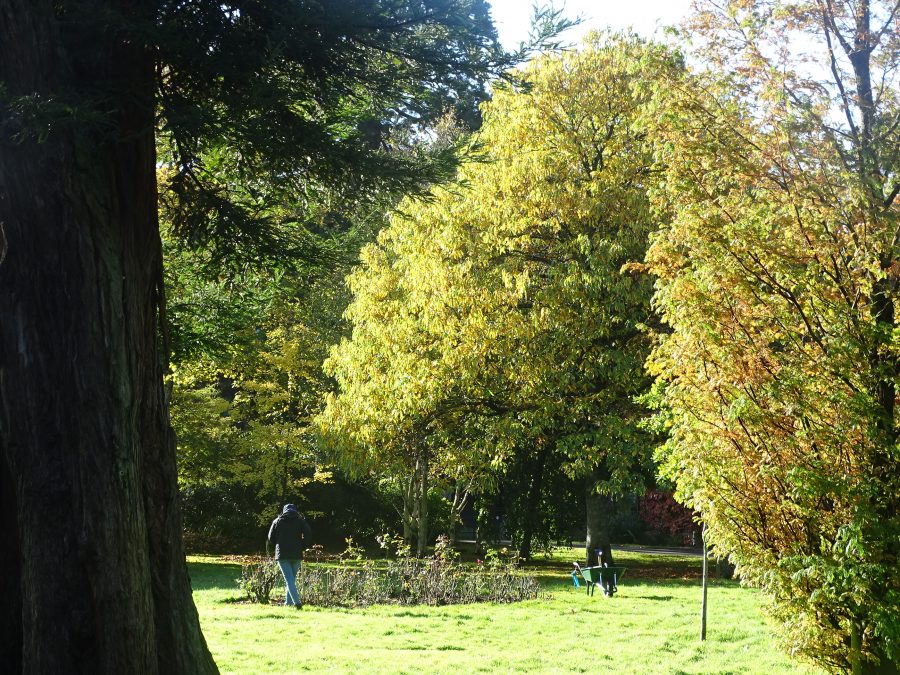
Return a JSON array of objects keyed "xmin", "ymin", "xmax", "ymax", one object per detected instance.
[{"xmin": 189, "ymin": 548, "xmax": 822, "ymax": 674}]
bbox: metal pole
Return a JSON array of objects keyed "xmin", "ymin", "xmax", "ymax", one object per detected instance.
[{"xmin": 701, "ymin": 523, "xmax": 708, "ymax": 641}]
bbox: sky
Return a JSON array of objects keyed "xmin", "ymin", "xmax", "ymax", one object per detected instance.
[{"xmin": 487, "ymin": 0, "xmax": 695, "ymax": 49}]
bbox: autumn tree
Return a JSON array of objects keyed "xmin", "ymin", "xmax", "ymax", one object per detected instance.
[
  {"xmin": 319, "ymin": 33, "xmax": 682, "ymax": 560},
  {"xmin": 0, "ymin": 1, "xmax": 523, "ymax": 671},
  {"xmin": 646, "ymin": 1, "xmax": 899, "ymax": 672}
]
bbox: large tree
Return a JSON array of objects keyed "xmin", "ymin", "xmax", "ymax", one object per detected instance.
[
  {"xmin": 0, "ymin": 1, "xmax": 525, "ymax": 671},
  {"xmin": 647, "ymin": 1, "xmax": 899, "ymax": 672},
  {"xmin": 319, "ymin": 33, "xmax": 681, "ymax": 561}
]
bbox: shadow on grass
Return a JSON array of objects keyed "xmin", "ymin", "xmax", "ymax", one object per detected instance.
[
  {"xmin": 189, "ymin": 560, "xmax": 242, "ymax": 591},
  {"xmin": 392, "ymin": 609, "xmax": 434, "ymax": 618},
  {"xmin": 525, "ymin": 549, "xmax": 723, "ymax": 584}
]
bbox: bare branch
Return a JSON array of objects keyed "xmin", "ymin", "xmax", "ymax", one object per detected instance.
[
  {"xmin": 818, "ymin": 1, "xmax": 862, "ymax": 145},
  {"xmin": 886, "ymin": 182, "xmax": 900, "ymax": 209},
  {"xmin": 822, "ymin": 0, "xmax": 855, "ymax": 56},
  {"xmin": 872, "ymin": 1, "xmax": 900, "ymax": 48}
]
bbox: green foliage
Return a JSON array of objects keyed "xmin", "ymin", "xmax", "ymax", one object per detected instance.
[
  {"xmin": 340, "ymin": 537, "xmax": 366, "ymax": 563},
  {"xmin": 237, "ymin": 557, "xmax": 282, "ymax": 604},
  {"xmin": 318, "ymin": 33, "xmax": 683, "ymax": 551},
  {"xmin": 164, "ymin": 189, "xmax": 362, "ymax": 529},
  {"xmin": 161, "ymin": 3, "xmax": 580, "ymax": 545},
  {"xmin": 152, "ymin": 1, "xmax": 576, "ymax": 269},
  {"xmin": 167, "ymin": 268, "xmax": 343, "ymax": 528},
  {"xmin": 646, "ymin": 1, "xmax": 900, "ymax": 671},
  {"xmin": 161, "ymin": 2, "xmax": 581, "ymax": 521}
]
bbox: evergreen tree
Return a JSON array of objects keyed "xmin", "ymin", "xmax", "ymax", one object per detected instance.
[{"xmin": 0, "ymin": 1, "xmax": 536, "ymax": 670}]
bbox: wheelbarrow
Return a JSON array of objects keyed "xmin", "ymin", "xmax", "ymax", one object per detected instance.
[{"xmin": 572, "ymin": 562, "xmax": 625, "ymax": 597}]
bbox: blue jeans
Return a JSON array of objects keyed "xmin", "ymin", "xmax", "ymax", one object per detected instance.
[{"xmin": 277, "ymin": 559, "xmax": 302, "ymax": 606}]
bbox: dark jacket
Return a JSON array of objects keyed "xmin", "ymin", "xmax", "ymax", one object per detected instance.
[{"xmin": 268, "ymin": 508, "xmax": 312, "ymax": 561}]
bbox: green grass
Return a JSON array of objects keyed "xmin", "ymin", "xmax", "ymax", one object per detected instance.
[{"xmin": 189, "ymin": 549, "xmax": 823, "ymax": 674}]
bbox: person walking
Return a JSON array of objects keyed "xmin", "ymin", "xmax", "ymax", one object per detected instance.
[{"xmin": 268, "ymin": 504, "xmax": 312, "ymax": 609}]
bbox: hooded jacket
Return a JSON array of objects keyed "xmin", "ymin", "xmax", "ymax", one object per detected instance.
[{"xmin": 267, "ymin": 505, "xmax": 312, "ymax": 561}]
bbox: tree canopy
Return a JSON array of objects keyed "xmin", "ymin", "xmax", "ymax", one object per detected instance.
[
  {"xmin": 318, "ymin": 32, "xmax": 682, "ymax": 557},
  {"xmin": 5, "ymin": 1, "xmax": 899, "ymax": 673},
  {"xmin": 0, "ymin": 1, "xmax": 545, "ymax": 671},
  {"xmin": 646, "ymin": 1, "xmax": 900, "ymax": 671}
]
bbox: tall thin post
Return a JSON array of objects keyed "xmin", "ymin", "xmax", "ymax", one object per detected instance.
[{"xmin": 701, "ymin": 523, "xmax": 708, "ymax": 641}]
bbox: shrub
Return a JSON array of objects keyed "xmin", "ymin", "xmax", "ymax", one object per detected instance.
[
  {"xmin": 234, "ymin": 536, "xmax": 542, "ymax": 608},
  {"xmin": 181, "ymin": 483, "xmax": 262, "ymax": 553},
  {"xmin": 237, "ymin": 556, "xmax": 282, "ymax": 604},
  {"xmin": 296, "ymin": 534, "xmax": 540, "ymax": 607}
]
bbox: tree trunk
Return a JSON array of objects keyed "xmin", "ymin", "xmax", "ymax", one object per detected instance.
[
  {"xmin": 0, "ymin": 455, "xmax": 22, "ymax": 672},
  {"xmin": 848, "ymin": 8, "xmax": 900, "ymax": 670},
  {"xmin": 401, "ymin": 457, "xmax": 421, "ymax": 550},
  {"xmin": 473, "ymin": 504, "xmax": 482, "ymax": 556},
  {"xmin": 518, "ymin": 442, "xmax": 549, "ymax": 561},
  {"xmin": 416, "ymin": 454, "xmax": 429, "ymax": 557},
  {"xmin": 585, "ymin": 467, "xmax": 615, "ymax": 567},
  {"xmin": 402, "ymin": 475, "xmax": 414, "ymax": 545},
  {"xmin": 447, "ymin": 481, "xmax": 470, "ymax": 548},
  {"xmin": 0, "ymin": 2, "xmax": 216, "ymax": 672}
]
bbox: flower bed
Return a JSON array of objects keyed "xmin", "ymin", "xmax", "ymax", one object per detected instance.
[{"xmin": 237, "ymin": 535, "xmax": 542, "ymax": 607}]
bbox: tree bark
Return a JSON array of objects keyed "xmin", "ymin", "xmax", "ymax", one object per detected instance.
[
  {"xmin": 402, "ymin": 474, "xmax": 414, "ymax": 545},
  {"xmin": 0, "ymin": 1, "xmax": 216, "ymax": 672},
  {"xmin": 401, "ymin": 456, "xmax": 420, "ymax": 550},
  {"xmin": 416, "ymin": 454, "xmax": 429, "ymax": 557},
  {"xmin": 585, "ymin": 466, "xmax": 615, "ymax": 567},
  {"xmin": 447, "ymin": 481, "xmax": 470, "ymax": 548},
  {"xmin": 0, "ymin": 454, "xmax": 22, "ymax": 672},
  {"xmin": 517, "ymin": 442, "xmax": 549, "ymax": 561}
]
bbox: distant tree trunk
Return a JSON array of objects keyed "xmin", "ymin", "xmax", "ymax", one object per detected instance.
[
  {"xmin": 416, "ymin": 454, "xmax": 430, "ymax": 557},
  {"xmin": 0, "ymin": 1, "xmax": 216, "ymax": 672},
  {"xmin": 518, "ymin": 442, "xmax": 549, "ymax": 561},
  {"xmin": 585, "ymin": 466, "xmax": 615, "ymax": 567},
  {"xmin": 401, "ymin": 465, "xmax": 415, "ymax": 545},
  {"xmin": 473, "ymin": 501, "xmax": 482, "ymax": 555},
  {"xmin": 447, "ymin": 481, "xmax": 470, "ymax": 548},
  {"xmin": 400, "ymin": 453, "xmax": 431, "ymax": 555}
]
